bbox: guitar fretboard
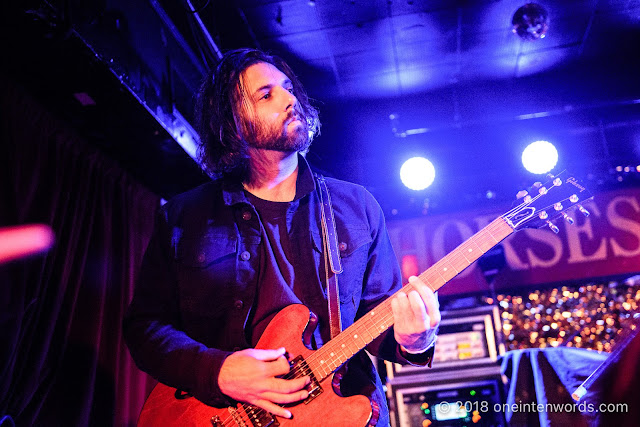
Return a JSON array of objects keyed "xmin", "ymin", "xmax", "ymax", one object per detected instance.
[{"xmin": 306, "ymin": 216, "xmax": 514, "ymax": 381}]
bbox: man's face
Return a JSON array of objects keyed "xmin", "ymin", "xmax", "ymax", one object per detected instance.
[{"xmin": 236, "ymin": 62, "xmax": 309, "ymax": 152}]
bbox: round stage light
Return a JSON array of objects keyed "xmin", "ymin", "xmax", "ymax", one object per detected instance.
[
  {"xmin": 400, "ymin": 157, "xmax": 435, "ymax": 190},
  {"xmin": 521, "ymin": 140, "xmax": 558, "ymax": 174}
]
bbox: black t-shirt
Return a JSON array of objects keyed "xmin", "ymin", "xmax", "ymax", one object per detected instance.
[{"xmin": 245, "ymin": 191, "xmax": 327, "ymax": 348}]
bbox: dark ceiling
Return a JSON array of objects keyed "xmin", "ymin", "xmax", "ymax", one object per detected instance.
[
  {"xmin": 4, "ymin": 0, "xmax": 640, "ymax": 217},
  {"xmin": 198, "ymin": 0, "xmax": 640, "ymax": 99}
]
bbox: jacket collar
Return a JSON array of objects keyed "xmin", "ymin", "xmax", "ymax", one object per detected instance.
[{"xmin": 221, "ymin": 152, "xmax": 316, "ymax": 206}]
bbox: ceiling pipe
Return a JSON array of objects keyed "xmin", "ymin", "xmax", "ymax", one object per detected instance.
[
  {"xmin": 184, "ymin": 0, "xmax": 223, "ymax": 61},
  {"xmin": 148, "ymin": 0, "xmax": 208, "ymax": 74}
]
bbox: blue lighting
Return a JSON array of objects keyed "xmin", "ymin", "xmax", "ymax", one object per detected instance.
[
  {"xmin": 400, "ymin": 157, "xmax": 435, "ymax": 190},
  {"xmin": 521, "ymin": 140, "xmax": 558, "ymax": 174}
]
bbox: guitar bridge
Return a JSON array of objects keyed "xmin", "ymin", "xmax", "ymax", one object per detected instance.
[
  {"xmin": 288, "ymin": 355, "xmax": 323, "ymax": 404},
  {"xmin": 210, "ymin": 405, "xmax": 280, "ymax": 427}
]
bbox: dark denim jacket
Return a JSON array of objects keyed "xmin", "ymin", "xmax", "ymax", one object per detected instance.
[{"xmin": 123, "ymin": 156, "xmax": 432, "ymax": 424}]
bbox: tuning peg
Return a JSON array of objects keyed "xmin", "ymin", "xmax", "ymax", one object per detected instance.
[
  {"xmin": 546, "ymin": 221, "xmax": 560, "ymax": 234},
  {"xmin": 562, "ymin": 213, "xmax": 574, "ymax": 225},
  {"xmin": 532, "ymin": 182, "xmax": 542, "ymax": 189},
  {"xmin": 547, "ymin": 173, "xmax": 555, "ymax": 179},
  {"xmin": 578, "ymin": 204, "xmax": 590, "ymax": 217},
  {"xmin": 516, "ymin": 190, "xmax": 528, "ymax": 199}
]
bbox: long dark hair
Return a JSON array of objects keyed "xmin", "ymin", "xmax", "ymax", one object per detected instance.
[{"xmin": 195, "ymin": 48, "xmax": 320, "ymax": 179}]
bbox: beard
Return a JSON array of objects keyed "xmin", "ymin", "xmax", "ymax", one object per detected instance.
[{"xmin": 244, "ymin": 111, "xmax": 310, "ymax": 152}]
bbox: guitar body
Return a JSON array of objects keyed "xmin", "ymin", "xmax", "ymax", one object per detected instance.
[{"xmin": 138, "ymin": 304, "xmax": 373, "ymax": 426}]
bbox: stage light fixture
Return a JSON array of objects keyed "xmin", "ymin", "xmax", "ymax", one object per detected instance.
[
  {"xmin": 521, "ymin": 140, "xmax": 558, "ymax": 174},
  {"xmin": 400, "ymin": 157, "xmax": 435, "ymax": 191}
]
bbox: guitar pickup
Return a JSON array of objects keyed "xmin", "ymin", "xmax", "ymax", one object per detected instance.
[{"xmin": 288, "ymin": 355, "xmax": 323, "ymax": 405}]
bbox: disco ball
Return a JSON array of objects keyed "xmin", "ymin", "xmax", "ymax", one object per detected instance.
[{"xmin": 512, "ymin": 3, "xmax": 549, "ymax": 41}]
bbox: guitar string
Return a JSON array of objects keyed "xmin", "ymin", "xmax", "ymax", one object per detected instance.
[{"xmin": 215, "ymin": 219, "xmax": 513, "ymax": 425}]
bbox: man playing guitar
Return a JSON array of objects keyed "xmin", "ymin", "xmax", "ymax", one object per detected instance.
[{"xmin": 124, "ymin": 48, "xmax": 440, "ymax": 426}]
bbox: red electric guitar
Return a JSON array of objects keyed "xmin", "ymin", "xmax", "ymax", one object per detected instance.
[{"xmin": 138, "ymin": 172, "xmax": 592, "ymax": 426}]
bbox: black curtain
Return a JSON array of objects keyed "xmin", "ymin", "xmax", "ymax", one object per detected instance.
[{"xmin": 0, "ymin": 74, "xmax": 158, "ymax": 426}]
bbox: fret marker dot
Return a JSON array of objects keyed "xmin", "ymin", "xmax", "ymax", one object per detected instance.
[
  {"xmin": 342, "ymin": 344, "xmax": 345, "ymax": 348},
  {"xmin": 468, "ymin": 248, "xmax": 472, "ymax": 252},
  {"xmin": 370, "ymin": 312, "xmax": 375, "ymax": 316},
  {"xmin": 443, "ymin": 267, "xmax": 448, "ymax": 271},
  {"xmin": 320, "ymin": 360, "xmax": 324, "ymax": 364},
  {"xmin": 354, "ymin": 334, "xmax": 358, "ymax": 339},
  {"xmin": 331, "ymin": 352, "xmax": 334, "ymax": 356}
]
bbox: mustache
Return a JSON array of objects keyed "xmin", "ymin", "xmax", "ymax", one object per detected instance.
[{"xmin": 285, "ymin": 108, "xmax": 307, "ymax": 126}]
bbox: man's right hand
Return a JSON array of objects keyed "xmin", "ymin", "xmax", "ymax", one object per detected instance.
[{"xmin": 218, "ymin": 347, "xmax": 310, "ymax": 419}]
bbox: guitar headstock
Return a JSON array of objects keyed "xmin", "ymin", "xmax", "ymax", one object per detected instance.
[{"xmin": 502, "ymin": 171, "xmax": 593, "ymax": 232}]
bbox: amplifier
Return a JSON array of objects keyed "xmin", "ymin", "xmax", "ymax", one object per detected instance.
[{"xmin": 390, "ymin": 377, "xmax": 506, "ymax": 427}]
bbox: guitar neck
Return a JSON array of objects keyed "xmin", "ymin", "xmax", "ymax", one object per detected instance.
[{"xmin": 307, "ymin": 216, "xmax": 515, "ymax": 381}]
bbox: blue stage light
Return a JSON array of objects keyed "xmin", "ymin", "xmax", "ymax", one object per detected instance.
[
  {"xmin": 521, "ymin": 140, "xmax": 558, "ymax": 174},
  {"xmin": 400, "ymin": 157, "xmax": 435, "ymax": 190}
]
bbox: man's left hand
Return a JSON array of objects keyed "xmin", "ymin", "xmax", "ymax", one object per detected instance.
[{"xmin": 391, "ymin": 275, "xmax": 441, "ymax": 354}]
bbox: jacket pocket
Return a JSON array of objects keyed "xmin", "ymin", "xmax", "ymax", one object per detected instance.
[
  {"xmin": 310, "ymin": 226, "xmax": 372, "ymax": 257},
  {"xmin": 176, "ymin": 232, "xmax": 238, "ymax": 315},
  {"xmin": 177, "ymin": 232, "xmax": 237, "ymax": 268},
  {"xmin": 311, "ymin": 227, "xmax": 372, "ymax": 304}
]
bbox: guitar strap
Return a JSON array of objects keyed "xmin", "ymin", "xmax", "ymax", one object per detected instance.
[{"xmin": 316, "ymin": 174, "xmax": 343, "ymax": 339}]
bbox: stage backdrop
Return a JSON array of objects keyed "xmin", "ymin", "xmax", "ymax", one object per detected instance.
[{"xmin": 387, "ymin": 187, "xmax": 640, "ymax": 295}]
